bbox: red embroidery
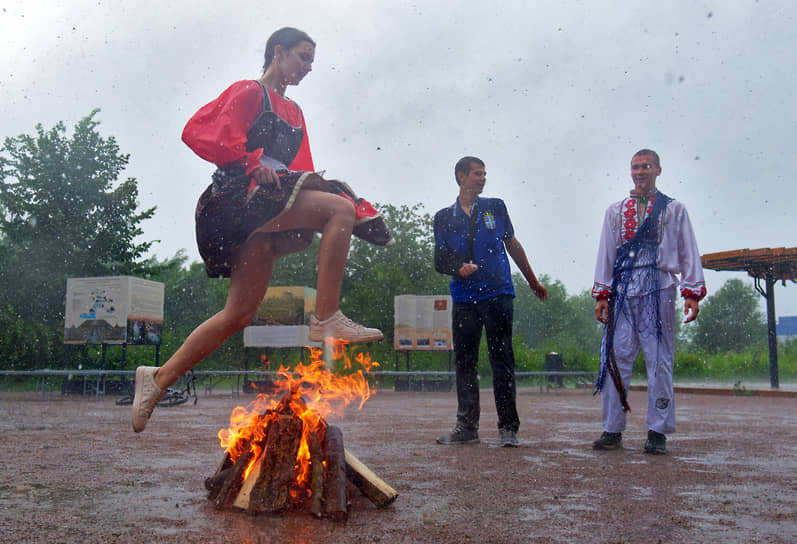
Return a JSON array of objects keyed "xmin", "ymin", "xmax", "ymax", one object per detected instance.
[
  {"xmin": 681, "ymin": 285, "xmax": 707, "ymax": 301},
  {"xmin": 620, "ymin": 195, "xmax": 656, "ymax": 242}
]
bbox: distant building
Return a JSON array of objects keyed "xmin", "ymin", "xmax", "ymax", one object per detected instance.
[{"xmin": 777, "ymin": 316, "xmax": 797, "ymax": 344}]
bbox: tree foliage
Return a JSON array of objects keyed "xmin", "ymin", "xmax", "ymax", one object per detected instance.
[
  {"xmin": 342, "ymin": 203, "xmax": 449, "ymax": 337},
  {"xmin": 686, "ymin": 278, "xmax": 767, "ymax": 353},
  {"xmin": 143, "ymin": 252, "xmax": 243, "ymax": 369},
  {"xmin": 513, "ymin": 275, "xmax": 603, "ymax": 355},
  {"xmin": 269, "ymin": 235, "xmax": 321, "ymax": 288},
  {"xmin": 0, "ymin": 111, "xmax": 156, "ymax": 367},
  {"xmin": 0, "ymin": 123, "xmax": 778, "ymax": 378}
]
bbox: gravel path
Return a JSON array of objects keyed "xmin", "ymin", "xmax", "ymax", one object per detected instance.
[{"xmin": 1, "ymin": 387, "xmax": 796, "ymax": 543}]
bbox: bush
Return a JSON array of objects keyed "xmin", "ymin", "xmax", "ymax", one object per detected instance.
[
  {"xmin": 674, "ymin": 352, "xmax": 707, "ymax": 378},
  {"xmin": 777, "ymin": 338, "xmax": 797, "ymax": 380}
]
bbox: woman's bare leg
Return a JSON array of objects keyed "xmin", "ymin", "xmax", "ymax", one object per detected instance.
[
  {"xmin": 154, "ymin": 236, "xmax": 276, "ymax": 390},
  {"xmin": 156, "ymin": 189, "xmax": 365, "ymax": 389},
  {"xmin": 260, "ymin": 190, "xmax": 355, "ymax": 319}
]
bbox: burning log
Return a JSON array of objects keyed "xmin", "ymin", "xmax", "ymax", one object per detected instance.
[
  {"xmin": 204, "ymin": 456, "xmax": 233, "ymax": 500},
  {"xmin": 205, "ymin": 411, "xmax": 398, "ymax": 519},
  {"xmin": 307, "ymin": 430, "xmax": 324, "ymax": 518},
  {"xmin": 322, "ymin": 425, "xmax": 348, "ymax": 521},
  {"xmin": 238, "ymin": 414, "xmax": 303, "ymax": 513},
  {"xmin": 208, "ymin": 438, "xmax": 256, "ymax": 509},
  {"xmin": 207, "ymin": 345, "xmax": 397, "ymax": 520}
]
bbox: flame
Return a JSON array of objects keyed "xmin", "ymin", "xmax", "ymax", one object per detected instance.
[{"xmin": 217, "ymin": 339, "xmax": 379, "ymax": 500}]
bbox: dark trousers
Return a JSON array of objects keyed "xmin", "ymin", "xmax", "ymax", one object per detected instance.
[{"xmin": 452, "ymin": 294, "xmax": 519, "ymax": 433}]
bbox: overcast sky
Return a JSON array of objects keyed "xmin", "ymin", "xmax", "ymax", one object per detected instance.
[{"xmin": 3, "ymin": 0, "xmax": 796, "ymax": 319}]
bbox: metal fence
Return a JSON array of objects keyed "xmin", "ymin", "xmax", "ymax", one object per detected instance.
[{"xmin": 0, "ymin": 369, "xmax": 598, "ymax": 396}]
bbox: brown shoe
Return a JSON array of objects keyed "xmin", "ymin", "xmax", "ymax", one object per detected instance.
[
  {"xmin": 131, "ymin": 366, "xmax": 165, "ymax": 433},
  {"xmin": 309, "ymin": 310, "xmax": 383, "ymax": 343}
]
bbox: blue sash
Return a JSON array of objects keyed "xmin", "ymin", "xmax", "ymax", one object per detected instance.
[{"xmin": 594, "ymin": 191, "xmax": 672, "ymax": 411}]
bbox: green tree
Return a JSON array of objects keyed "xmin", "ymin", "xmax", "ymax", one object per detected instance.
[
  {"xmin": 143, "ymin": 252, "xmax": 244, "ymax": 369},
  {"xmin": 686, "ymin": 278, "xmax": 767, "ymax": 353},
  {"xmin": 269, "ymin": 235, "xmax": 321, "ymax": 288},
  {"xmin": 345, "ymin": 203, "xmax": 446, "ymax": 293},
  {"xmin": 147, "ymin": 252, "xmax": 228, "ymax": 332},
  {"xmin": 0, "ymin": 111, "xmax": 156, "ymax": 367},
  {"xmin": 513, "ymin": 276, "xmax": 602, "ymax": 354},
  {"xmin": 513, "ymin": 275, "xmax": 569, "ymax": 350},
  {"xmin": 342, "ymin": 203, "xmax": 448, "ymax": 337},
  {"xmin": 563, "ymin": 289, "xmax": 605, "ymax": 354}
]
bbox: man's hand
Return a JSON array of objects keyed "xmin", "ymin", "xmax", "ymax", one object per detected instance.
[
  {"xmin": 504, "ymin": 237, "xmax": 547, "ymax": 301},
  {"xmin": 530, "ymin": 280, "xmax": 548, "ymax": 301},
  {"xmin": 458, "ymin": 263, "xmax": 479, "ymax": 278},
  {"xmin": 251, "ymin": 165, "xmax": 282, "ymax": 190},
  {"xmin": 684, "ymin": 298, "xmax": 700, "ymax": 323},
  {"xmin": 595, "ymin": 299, "xmax": 609, "ymax": 324}
]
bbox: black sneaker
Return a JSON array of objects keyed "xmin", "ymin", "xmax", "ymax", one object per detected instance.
[
  {"xmin": 644, "ymin": 430, "xmax": 667, "ymax": 454},
  {"xmin": 436, "ymin": 424, "xmax": 479, "ymax": 445},
  {"xmin": 592, "ymin": 431, "xmax": 622, "ymax": 450},
  {"xmin": 499, "ymin": 429, "xmax": 519, "ymax": 447}
]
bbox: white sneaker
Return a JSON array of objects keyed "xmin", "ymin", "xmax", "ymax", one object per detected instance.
[
  {"xmin": 308, "ymin": 310, "xmax": 384, "ymax": 343},
  {"xmin": 131, "ymin": 366, "xmax": 166, "ymax": 433}
]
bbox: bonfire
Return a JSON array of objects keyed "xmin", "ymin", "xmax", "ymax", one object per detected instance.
[{"xmin": 205, "ymin": 342, "xmax": 397, "ymax": 520}]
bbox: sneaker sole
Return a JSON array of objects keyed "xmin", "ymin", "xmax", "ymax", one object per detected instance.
[
  {"xmin": 131, "ymin": 367, "xmax": 162, "ymax": 433},
  {"xmin": 131, "ymin": 367, "xmax": 150, "ymax": 433},
  {"xmin": 436, "ymin": 438, "xmax": 480, "ymax": 445},
  {"xmin": 592, "ymin": 443, "xmax": 622, "ymax": 451},
  {"xmin": 308, "ymin": 334, "xmax": 384, "ymax": 343}
]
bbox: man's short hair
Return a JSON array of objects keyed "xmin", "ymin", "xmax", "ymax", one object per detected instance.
[
  {"xmin": 633, "ymin": 149, "xmax": 661, "ymax": 167},
  {"xmin": 454, "ymin": 156, "xmax": 485, "ymax": 185}
]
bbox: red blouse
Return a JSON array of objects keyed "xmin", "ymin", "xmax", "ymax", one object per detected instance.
[{"xmin": 182, "ymin": 80, "xmax": 314, "ymax": 177}]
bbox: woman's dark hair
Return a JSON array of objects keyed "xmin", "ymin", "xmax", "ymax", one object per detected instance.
[{"xmin": 262, "ymin": 27, "xmax": 316, "ymax": 73}]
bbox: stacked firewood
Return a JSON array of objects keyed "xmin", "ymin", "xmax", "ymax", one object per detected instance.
[{"xmin": 205, "ymin": 392, "xmax": 397, "ymax": 521}]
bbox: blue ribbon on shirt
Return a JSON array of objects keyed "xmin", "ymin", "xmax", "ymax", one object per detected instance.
[{"xmin": 594, "ymin": 191, "xmax": 672, "ymax": 411}]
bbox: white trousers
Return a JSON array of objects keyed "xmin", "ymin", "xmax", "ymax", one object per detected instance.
[{"xmin": 601, "ymin": 286, "xmax": 676, "ymax": 434}]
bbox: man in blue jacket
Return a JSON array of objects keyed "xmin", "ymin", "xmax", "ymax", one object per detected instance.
[{"xmin": 433, "ymin": 156, "xmax": 548, "ymax": 447}]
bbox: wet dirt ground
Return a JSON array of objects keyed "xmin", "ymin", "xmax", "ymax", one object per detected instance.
[{"xmin": 1, "ymin": 387, "xmax": 796, "ymax": 543}]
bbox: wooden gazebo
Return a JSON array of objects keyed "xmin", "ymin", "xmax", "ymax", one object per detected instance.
[{"xmin": 701, "ymin": 247, "xmax": 797, "ymax": 388}]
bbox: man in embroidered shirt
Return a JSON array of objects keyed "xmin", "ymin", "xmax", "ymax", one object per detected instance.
[
  {"xmin": 591, "ymin": 149, "xmax": 706, "ymax": 455},
  {"xmin": 433, "ymin": 156, "xmax": 548, "ymax": 447}
]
